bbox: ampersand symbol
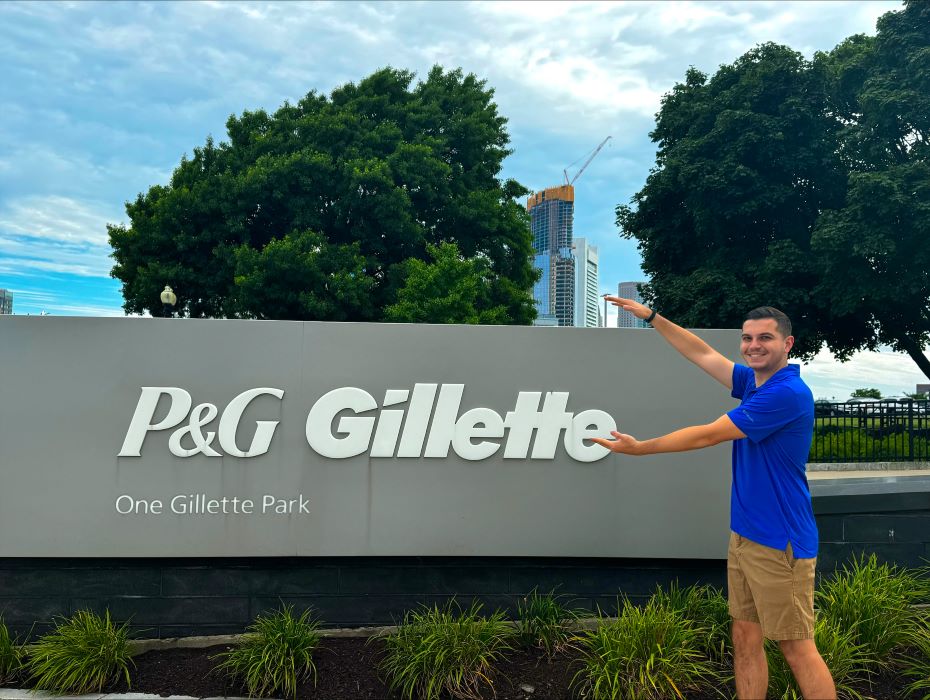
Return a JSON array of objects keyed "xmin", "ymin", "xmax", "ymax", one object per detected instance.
[{"xmin": 168, "ymin": 403, "xmax": 221, "ymax": 457}]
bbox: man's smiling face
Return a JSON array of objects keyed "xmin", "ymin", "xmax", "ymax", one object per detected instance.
[{"xmin": 741, "ymin": 318, "xmax": 794, "ymax": 373}]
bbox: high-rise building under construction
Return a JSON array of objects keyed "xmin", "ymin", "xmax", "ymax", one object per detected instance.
[{"xmin": 527, "ymin": 185, "xmax": 575, "ymax": 327}]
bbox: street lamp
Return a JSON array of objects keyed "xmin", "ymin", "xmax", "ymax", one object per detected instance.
[{"xmin": 160, "ymin": 285, "xmax": 177, "ymax": 318}]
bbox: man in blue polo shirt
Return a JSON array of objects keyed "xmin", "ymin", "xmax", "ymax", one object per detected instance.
[{"xmin": 596, "ymin": 299, "xmax": 835, "ymax": 700}]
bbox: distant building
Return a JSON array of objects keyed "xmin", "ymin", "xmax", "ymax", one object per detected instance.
[
  {"xmin": 917, "ymin": 384, "xmax": 930, "ymax": 397},
  {"xmin": 533, "ymin": 314, "xmax": 558, "ymax": 327},
  {"xmin": 0, "ymin": 289, "xmax": 12, "ymax": 315},
  {"xmin": 528, "ymin": 185, "xmax": 575, "ymax": 327},
  {"xmin": 616, "ymin": 282, "xmax": 647, "ymax": 328},
  {"xmin": 572, "ymin": 237, "xmax": 599, "ymax": 328}
]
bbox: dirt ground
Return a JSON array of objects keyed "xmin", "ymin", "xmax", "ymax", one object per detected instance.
[{"xmin": 3, "ymin": 637, "xmax": 910, "ymax": 699}]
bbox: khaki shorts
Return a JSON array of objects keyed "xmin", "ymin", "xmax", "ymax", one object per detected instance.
[{"xmin": 727, "ymin": 532, "xmax": 816, "ymax": 641}]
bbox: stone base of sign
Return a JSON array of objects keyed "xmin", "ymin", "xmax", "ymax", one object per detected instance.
[{"xmin": 0, "ymin": 556, "xmax": 726, "ymax": 640}]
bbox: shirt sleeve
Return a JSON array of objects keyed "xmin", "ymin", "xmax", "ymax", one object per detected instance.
[
  {"xmin": 728, "ymin": 385, "xmax": 801, "ymax": 443},
  {"xmin": 730, "ymin": 364, "xmax": 752, "ymax": 400}
]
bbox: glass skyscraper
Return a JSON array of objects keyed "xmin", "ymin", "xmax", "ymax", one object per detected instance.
[
  {"xmin": 573, "ymin": 237, "xmax": 599, "ymax": 328},
  {"xmin": 617, "ymin": 281, "xmax": 648, "ymax": 328},
  {"xmin": 528, "ymin": 185, "xmax": 575, "ymax": 327},
  {"xmin": 0, "ymin": 289, "xmax": 12, "ymax": 315}
]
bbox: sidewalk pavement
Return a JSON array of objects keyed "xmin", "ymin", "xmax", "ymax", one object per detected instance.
[{"xmin": 808, "ymin": 468, "xmax": 930, "ymax": 480}]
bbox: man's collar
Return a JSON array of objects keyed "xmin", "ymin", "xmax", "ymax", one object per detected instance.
[{"xmin": 750, "ymin": 363, "xmax": 799, "ymax": 391}]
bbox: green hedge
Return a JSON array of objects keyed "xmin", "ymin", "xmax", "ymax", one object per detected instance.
[{"xmin": 809, "ymin": 427, "xmax": 930, "ymax": 462}]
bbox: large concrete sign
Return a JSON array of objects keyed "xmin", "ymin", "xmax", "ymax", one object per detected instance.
[{"xmin": 0, "ymin": 317, "xmax": 740, "ymax": 558}]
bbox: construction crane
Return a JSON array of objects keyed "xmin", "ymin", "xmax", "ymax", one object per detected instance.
[{"xmin": 563, "ymin": 136, "xmax": 612, "ymax": 186}]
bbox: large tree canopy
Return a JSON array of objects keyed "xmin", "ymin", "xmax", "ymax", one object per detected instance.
[
  {"xmin": 618, "ymin": 1, "xmax": 930, "ymax": 379},
  {"xmin": 109, "ymin": 66, "xmax": 537, "ymax": 324}
]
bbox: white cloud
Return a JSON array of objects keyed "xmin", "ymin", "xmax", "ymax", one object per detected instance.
[
  {"xmin": 0, "ymin": 256, "xmax": 111, "ymax": 278},
  {"xmin": 0, "ymin": 195, "xmax": 120, "ymax": 279},
  {"xmin": 0, "ymin": 196, "xmax": 115, "ymax": 246},
  {"xmin": 32, "ymin": 302, "xmax": 126, "ymax": 317},
  {"xmin": 653, "ymin": 2, "xmax": 753, "ymax": 35}
]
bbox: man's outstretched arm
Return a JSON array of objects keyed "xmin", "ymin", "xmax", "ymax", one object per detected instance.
[
  {"xmin": 591, "ymin": 415, "xmax": 746, "ymax": 456},
  {"xmin": 604, "ymin": 296, "xmax": 735, "ymax": 389}
]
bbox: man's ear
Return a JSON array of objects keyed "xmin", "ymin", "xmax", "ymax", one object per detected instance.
[{"xmin": 785, "ymin": 335, "xmax": 795, "ymax": 353}]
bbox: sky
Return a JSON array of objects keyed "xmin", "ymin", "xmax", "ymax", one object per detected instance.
[{"xmin": 1, "ymin": 0, "xmax": 927, "ymax": 398}]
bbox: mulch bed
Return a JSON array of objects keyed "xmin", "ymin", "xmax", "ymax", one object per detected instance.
[{"xmin": 2, "ymin": 637, "xmax": 912, "ymax": 698}]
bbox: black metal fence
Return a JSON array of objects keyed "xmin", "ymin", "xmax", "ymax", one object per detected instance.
[{"xmin": 811, "ymin": 400, "xmax": 930, "ymax": 463}]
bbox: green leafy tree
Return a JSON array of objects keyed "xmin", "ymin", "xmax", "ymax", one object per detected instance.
[
  {"xmin": 233, "ymin": 230, "xmax": 374, "ymax": 321},
  {"xmin": 618, "ymin": 1, "xmax": 930, "ymax": 379},
  {"xmin": 109, "ymin": 66, "xmax": 537, "ymax": 324},
  {"xmin": 385, "ymin": 242, "xmax": 515, "ymax": 324},
  {"xmin": 810, "ymin": 0, "xmax": 930, "ymax": 378},
  {"xmin": 850, "ymin": 388, "xmax": 882, "ymax": 399},
  {"xmin": 616, "ymin": 43, "xmax": 847, "ymax": 359}
]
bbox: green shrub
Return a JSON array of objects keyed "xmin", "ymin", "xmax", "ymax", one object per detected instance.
[
  {"xmin": 816, "ymin": 554, "xmax": 926, "ymax": 663},
  {"xmin": 214, "ymin": 605, "xmax": 321, "ymax": 699},
  {"xmin": 378, "ymin": 600, "xmax": 514, "ymax": 700},
  {"xmin": 571, "ymin": 595, "xmax": 722, "ymax": 700},
  {"xmin": 515, "ymin": 589, "xmax": 584, "ymax": 658},
  {"xmin": 0, "ymin": 617, "xmax": 25, "ymax": 684},
  {"xmin": 912, "ymin": 565, "xmax": 930, "ymax": 604},
  {"xmin": 651, "ymin": 582, "xmax": 731, "ymax": 665},
  {"xmin": 27, "ymin": 609, "xmax": 133, "ymax": 694},
  {"xmin": 903, "ymin": 613, "xmax": 930, "ymax": 700},
  {"xmin": 809, "ymin": 427, "xmax": 929, "ymax": 461},
  {"xmin": 764, "ymin": 617, "xmax": 873, "ymax": 700}
]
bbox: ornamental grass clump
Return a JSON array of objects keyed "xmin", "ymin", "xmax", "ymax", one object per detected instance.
[
  {"xmin": 571, "ymin": 594, "xmax": 722, "ymax": 700},
  {"xmin": 765, "ymin": 617, "xmax": 873, "ymax": 700},
  {"xmin": 903, "ymin": 613, "xmax": 930, "ymax": 699},
  {"xmin": 378, "ymin": 600, "xmax": 515, "ymax": 700},
  {"xmin": 0, "ymin": 617, "xmax": 25, "ymax": 685},
  {"xmin": 815, "ymin": 553, "xmax": 927, "ymax": 664},
  {"xmin": 27, "ymin": 609, "xmax": 133, "ymax": 694},
  {"xmin": 651, "ymin": 581, "xmax": 731, "ymax": 666},
  {"xmin": 515, "ymin": 588, "xmax": 585, "ymax": 659},
  {"xmin": 214, "ymin": 605, "xmax": 321, "ymax": 699}
]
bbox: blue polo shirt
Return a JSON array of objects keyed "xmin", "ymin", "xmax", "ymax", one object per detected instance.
[{"xmin": 726, "ymin": 364, "xmax": 818, "ymax": 558}]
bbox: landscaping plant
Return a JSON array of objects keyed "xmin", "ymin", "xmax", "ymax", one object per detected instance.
[
  {"xmin": 378, "ymin": 600, "xmax": 515, "ymax": 700},
  {"xmin": 903, "ymin": 612, "xmax": 930, "ymax": 700},
  {"xmin": 214, "ymin": 604, "xmax": 321, "ymax": 699},
  {"xmin": 515, "ymin": 588, "xmax": 585, "ymax": 659},
  {"xmin": 0, "ymin": 617, "xmax": 24, "ymax": 685},
  {"xmin": 27, "ymin": 609, "xmax": 133, "ymax": 694},
  {"xmin": 651, "ymin": 581, "xmax": 732, "ymax": 666},
  {"xmin": 816, "ymin": 553, "xmax": 928, "ymax": 664},
  {"xmin": 571, "ymin": 594, "xmax": 723, "ymax": 700},
  {"xmin": 764, "ymin": 617, "xmax": 873, "ymax": 700}
]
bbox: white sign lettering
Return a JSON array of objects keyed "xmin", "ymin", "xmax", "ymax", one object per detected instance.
[
  {"xmin": 118, "ymin": 387, "xmax": 284, "ymax": 457},
  {"xmin": 119, "ymin": 384, "xmax": 616, "ymax": 462}
]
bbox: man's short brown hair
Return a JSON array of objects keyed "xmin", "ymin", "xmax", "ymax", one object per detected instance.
[{"xmin": 744, "ymin": 307, "xmax": 792, "ymax": 338}]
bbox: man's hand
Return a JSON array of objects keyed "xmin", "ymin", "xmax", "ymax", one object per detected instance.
[
  {"xmin": 603, "ymin": 296, "xmax": 653, "ymax": 321},
  {"xmin": 591, "ymin": 431, "xmax": 643, "ymax": 455}
]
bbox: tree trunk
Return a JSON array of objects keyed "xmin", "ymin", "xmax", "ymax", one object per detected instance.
[{"xmin": 899, "ymin": 335, "xmax": 930, "ymax": 381}]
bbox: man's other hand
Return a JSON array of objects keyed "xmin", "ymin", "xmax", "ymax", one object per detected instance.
[
  {"xmin": 603, "ymin": 296, "xmax": 652, "ymax": 321},
  {"xmin": 591, "ymin": 431, "xmax": 642, "ymax": 455}
]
